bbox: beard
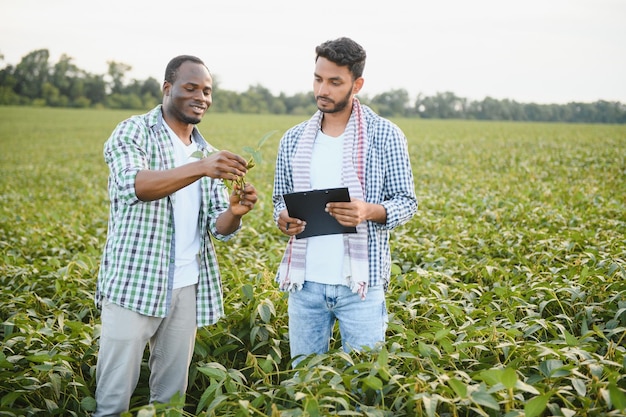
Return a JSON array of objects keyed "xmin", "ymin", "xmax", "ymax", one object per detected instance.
[
  {"xmin": 167, "ymin": 100, "xmax": 203, "ymax": 125},
  {"xmin": 180, "ymin": 113, "xmax": 202, "ymax": 125},
  {"xmin": 177, "ymin": 105, "xmax": 202, "ymax": 124},
  {"xmin": 316, "ymin": 88, "xmax": 352, "ymax": 114}
]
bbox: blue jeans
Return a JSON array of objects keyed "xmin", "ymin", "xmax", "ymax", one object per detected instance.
[{"xmin": 288, "ymin": 281, "xmax": 388, "ymax": 366}]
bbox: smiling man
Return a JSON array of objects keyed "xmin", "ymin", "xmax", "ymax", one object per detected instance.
[{"xmin": 94, "ymin": 55, "xmax": 258, "ymax": 416}]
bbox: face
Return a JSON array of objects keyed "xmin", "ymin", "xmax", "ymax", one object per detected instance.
[
  {"xmin": 313, "ymin": 57, "xmax": 363, "ymax": 114},
  {"xmin": 162, "ymin": 61, "xmax": 212, "ymax": 125}
]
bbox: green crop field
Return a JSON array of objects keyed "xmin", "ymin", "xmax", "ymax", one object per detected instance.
[{"xmin": 1, "ymin": 106, "xmax": 625, "ymax": 416}]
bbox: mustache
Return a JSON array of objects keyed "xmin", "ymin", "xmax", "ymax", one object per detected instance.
[{"xmin": 316, "ymin": 96, "xmax": 334, "ymax": 103}]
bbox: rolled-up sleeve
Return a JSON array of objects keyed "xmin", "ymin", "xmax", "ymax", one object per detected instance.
[
  {"xmin": 104, "ymin": 119, "xmax": 148, "ymax": 206},
  {"xmin": 272, "ymin": 123, "xmax": 305, "ymax": 224},
  {"xmin": 206, "ymin": 180, "xmax": 240, "ymax": 242},
  {"xmin": 369, "ymin": 121, "xmax": 417, "ymax": 230}
]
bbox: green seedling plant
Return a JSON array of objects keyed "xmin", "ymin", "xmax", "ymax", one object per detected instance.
[{"xmin": 190, "ymin": 130, "xmax": 277, "ymax": 192}]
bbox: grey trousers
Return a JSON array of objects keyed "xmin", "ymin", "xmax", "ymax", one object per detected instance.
[{"xmin": 94, "ymin": 285, "xmax": 197, "ymax": 417}]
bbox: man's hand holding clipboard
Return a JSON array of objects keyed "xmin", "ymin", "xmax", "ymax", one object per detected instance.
[{"xmin": 280, "ymin": 187, "xmax": 357, "ymax": 239}]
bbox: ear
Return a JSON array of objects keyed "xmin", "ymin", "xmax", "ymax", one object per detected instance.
[
  {"xmin": 352, "ymin": 77, "xmax": 364, "ymax": 95},
  {"xmin": 162, "ymin": 81, "xmax": 171, "ymax": 96}
]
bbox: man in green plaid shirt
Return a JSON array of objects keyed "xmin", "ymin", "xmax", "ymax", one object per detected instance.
[{"xmin": 94, "ymin": 55, "xmax": 258, "ymax": 416}]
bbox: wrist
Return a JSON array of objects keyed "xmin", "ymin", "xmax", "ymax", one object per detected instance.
[
  {"xmin": 227, "ymin": 204, "xmax": 244, "ymax": 219},
  {"xmin": 368, "ymin": 202, "xmax": 387, "ymax": 224}
]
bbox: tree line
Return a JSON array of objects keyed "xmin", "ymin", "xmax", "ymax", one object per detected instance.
[{"xmin": 1, "ymin": 49, "xmax": 625, "ymax": 124}]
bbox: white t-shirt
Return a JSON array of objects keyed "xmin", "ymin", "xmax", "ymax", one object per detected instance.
[
  {"xmin": 165, "ymin": 124, "xmax": 201, "ymax": 289},
  {"xmin": 304, "ymin": 130, "xmax": 345, "ymax": 285}
]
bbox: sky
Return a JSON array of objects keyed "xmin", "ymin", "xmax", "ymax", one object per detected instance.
[{"xmin": 1, "ymin": 0, "xmax": 625, "ymax": 104}]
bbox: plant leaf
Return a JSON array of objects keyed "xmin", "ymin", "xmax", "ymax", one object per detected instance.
[{"xmin": 525, "ymin": 394, "xmax": 550, "ymax": 417}]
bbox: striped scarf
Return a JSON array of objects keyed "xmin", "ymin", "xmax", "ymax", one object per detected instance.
[{"xmin": 278, "ymin": 98, "xmax": 370, "ymax": 299}]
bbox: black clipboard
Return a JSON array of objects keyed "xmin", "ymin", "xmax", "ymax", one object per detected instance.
[{"xmin": 283, "ymin": 187, "xmax": 357, "ymax": 239}]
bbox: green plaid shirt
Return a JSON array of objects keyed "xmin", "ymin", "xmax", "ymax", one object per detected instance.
[{"xmin": 96, "ymin": 105, "xmax": 237, "ymax": 327}]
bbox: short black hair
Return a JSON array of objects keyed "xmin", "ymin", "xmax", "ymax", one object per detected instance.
[
  {"xmin": 315, "ymin": 37, "xmax": 366, "ymax": 79},
  {"xmin": 164, "ymin": 55, "xmax": 209, "ymax": 83}
]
